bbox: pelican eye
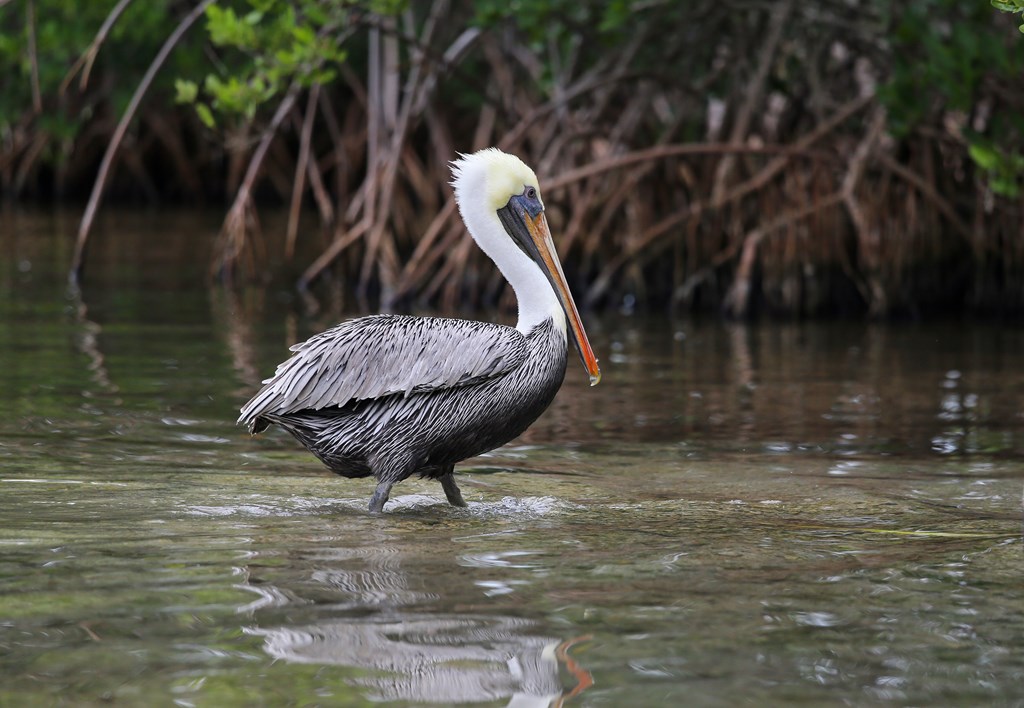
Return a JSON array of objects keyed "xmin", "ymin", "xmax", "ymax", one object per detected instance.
[{"xmin": 525, "ymin": 186, "xmax": 537, "ymax": 200}]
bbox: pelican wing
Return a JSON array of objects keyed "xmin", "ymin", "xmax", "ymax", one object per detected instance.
[{"xmin": 238, "ymin": 315, "xmax": 526, "ymax": 429}]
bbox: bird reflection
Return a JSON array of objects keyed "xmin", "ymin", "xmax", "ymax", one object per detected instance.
[
  {"xmin": 249, "ymin": 615, "xmax": 565, "ymax": 705},
  {"xmin": 237, "ymin": 541, "xmax": 592, "ymax": 706}
]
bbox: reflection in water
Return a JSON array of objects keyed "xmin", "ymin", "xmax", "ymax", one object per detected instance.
[
  {"xmin": 4, "ymin": 211, "xmax": 1024, "ymax": 707},
  {"xmin": 591, "ymin": 320, "xmax": 1024, "ymax": 458},
  {"xmin": 238, "ymin": 542, "xmax": 592, "ymax": 706},
  {"xmin": 249, "ymin": 615, "xmax": 565, "ymax": 705},
  {"xmin": 68, "ymin": 283, "xmax": 118, "ymax": 393},
  {"xmin": 210, "ymin": 287, "xmax": 264, "ymax": 393}
]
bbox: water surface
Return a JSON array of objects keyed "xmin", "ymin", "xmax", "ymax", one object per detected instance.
[{"xmin": 2, "ymin": 210, "xmax": 1022, "ymax": 705}]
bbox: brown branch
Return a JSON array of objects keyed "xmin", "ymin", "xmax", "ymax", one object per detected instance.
[
  {"xmin": 297, "ymin": 220, "xmax": 372, "ymax": 293},
  {"xmin": 305, "ymin": 150, "xmax": 335, "ymax": 230},
  {"xmin": 285, "ymin": 85, "xmax": 320, "ymax": 261},
  {"xmin": 722, "ymin": 192, "xmax": 845, "ymax": 317},
  {"xmin": 876, "ymin": 152, "xmax": 974, "ymax": 248},
  {"xmin": 390, "ymin": 198, "xmax": 458, "ymax": 301},
  {"xmin": 69, "ymin": 0, "xmax": 214, "ymax": 286},
  {"xmin": 60, "ymin": 0, "xmax": 135, "ymax": 95},
  {"xmin": 12, "ymin": 130, "xmax": 48, "ymax": 197},
  {"xmin": 317, "ymin": 86, "xmax": 348, "ymax": 203},
  {"xmin": 711, "ymin": 0, "xmax": 795, "ymax": 202},
  {"xmin": 359, "ymin": 1, "xmax": 450, "ymax": 295},
  {"xmin": 842, "ymin": 108, "xmax": 887, "ymax": 316},
  {"xmin": 582, "ymin": 94, "xmax": 873, "ymax": 305},
  {"xmin": 544, "ymin": 143, "xmax": 834, "ymax": 192},
  {"xmin": 213, "ymin": 82, "xmax": 302, "ymax": 281},
  {"xmin": 723, "ymin": 107, "xmax": 886, "ymax": 317}
]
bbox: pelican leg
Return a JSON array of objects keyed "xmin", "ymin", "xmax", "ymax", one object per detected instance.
[
  {"xmin": 439, "ymin": 468, "xmax": 468, "ymax": 508},
  {"xmin": 368, "ymin": 481, "xmax": 393, "ymax": 514}
]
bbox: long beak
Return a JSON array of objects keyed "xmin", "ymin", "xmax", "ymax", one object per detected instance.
[{"xmin": 524, "ymin": 212, "xmax": 602, "ymax": 386}]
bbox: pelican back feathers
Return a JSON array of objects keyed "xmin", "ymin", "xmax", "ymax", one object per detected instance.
[
  {"xmin": 238, "ymin": 315, "xmax": 527, "ymax": 433},
  {"xmin": 248, "ymin": 318, "xmax": 566, "ymax": 487},
  {"xmin": 237, "ymin": 147, "xmax": 596, "ymax": 513}
]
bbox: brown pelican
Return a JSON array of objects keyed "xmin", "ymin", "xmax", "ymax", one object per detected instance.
[{"xmin": 239, "ymin": 148, "xmax": 600, "ymax": 513}]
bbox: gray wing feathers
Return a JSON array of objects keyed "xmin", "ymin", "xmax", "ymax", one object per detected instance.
[{"xmin": 238, "ymin": 315, "xmax": 526, "ymax": 428}]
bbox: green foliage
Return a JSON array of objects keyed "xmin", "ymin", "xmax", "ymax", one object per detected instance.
[
  {"xmin": 206, "ymin": 5, "xmax": 261, "ymax": 49},
  {"xmin": 880, "ymin": 0, "xmax": 1024, "ymax": 194},
  {"xmin": 174, "ymin": 78, "xmax": 198, "ymax": 104},
  {"xmin": 473, "ymin": 0, "xmax": 637, "ymax": 41},
  {"xmin": 176, "ymin": 0, "xmax": 349, "ymax": 128},
  {"xmin": 968, "ymin": 140, "xmax": 1023, "ymax": 196},
  {"xmin": 992, "ymin": 0, "xmax": 1024, "ymax": 32},
  {"xmin": 0, "ymin": 0, "xmax": 203, "ymax": 167},
  {"xmin": 881, "ymin": 0, "xmax": 1014, "ymax": 134},
  {"xmin": 469, "ymin": 0, "xmax": 677, "ymax": 95}
]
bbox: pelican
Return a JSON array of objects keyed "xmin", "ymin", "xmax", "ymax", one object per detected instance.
[{"xmin": 238, "ymin": 148, "xmax": 600, "ymax": 513}]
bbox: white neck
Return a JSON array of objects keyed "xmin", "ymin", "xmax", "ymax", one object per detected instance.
[{"xmin": 459, "ymin": 201, "xmax": 566, "ymax": 336}]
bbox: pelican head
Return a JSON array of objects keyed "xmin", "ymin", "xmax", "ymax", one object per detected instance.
[{"xmin": 451, "ymin": 148, "xmax": 601, "ymax": 385}]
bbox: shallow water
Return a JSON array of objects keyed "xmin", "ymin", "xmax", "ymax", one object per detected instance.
[{"xmin": 2, "ymin": 210, "xmax": 1023, "ymax": 705}]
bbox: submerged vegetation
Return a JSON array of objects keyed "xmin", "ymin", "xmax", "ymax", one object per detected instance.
[{"xmin": 3, "ymin": 0, "xmax": 1024, "ymax": 316}]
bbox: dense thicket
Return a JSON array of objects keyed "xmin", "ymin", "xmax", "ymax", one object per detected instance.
[{"xmin": 3, "ymin": 0, "xmax": 1024, "ymax": 317}]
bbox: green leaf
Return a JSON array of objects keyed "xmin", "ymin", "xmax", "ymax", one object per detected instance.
[
  {"xmin": 990, "ymin": 177, "xmax": 1020, "ymax": 197},
  {"xmin": 291, "ymin": 24, "xmax": 315, "ymax": 46},
  {"xmin": 174, "ymin": 79, "xmax": 198, "ymax": 104},
  {"xmin": 968, "ymin": 143, "xmax": 999, "ymax": 171},
  {"xmin": 206, "ymin": 6, "xmax": 257, "ymax": 48},
  {"xmin": 195, "ymin": 103, "xmax": 216, "ymax": 129}
]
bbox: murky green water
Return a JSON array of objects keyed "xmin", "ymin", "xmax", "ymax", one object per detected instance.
[{"xmin": 2, "ymin": 210, "xmax": 1023, "ymax": 705}]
